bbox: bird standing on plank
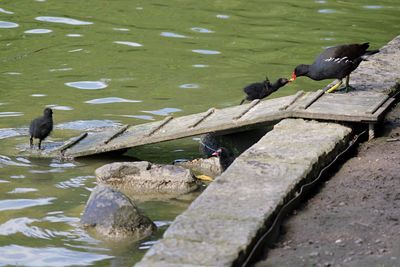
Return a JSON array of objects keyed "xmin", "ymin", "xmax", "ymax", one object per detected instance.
[
  {"xmin": 290, "ymin": 43, "xmax": 379, "ymax": 93},
  {"xmin": 240, "ymin": 77, "xmax": 290, "ymax": 105},
  {"xmin": 29, "ymin": 107, "xmax": 53, "ymax": 150}
]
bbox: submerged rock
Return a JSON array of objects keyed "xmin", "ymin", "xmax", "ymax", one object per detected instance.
[
  {"xmin": 81, "ymin": 184, "xmax": 156, "ymax": 240},
  {"xmin": 95, "ymin": 161, "xmax": 199, "ymax": 195}
]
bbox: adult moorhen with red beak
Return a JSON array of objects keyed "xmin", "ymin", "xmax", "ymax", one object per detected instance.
[
  {"xmin": 290, "ymin": 42, "xmax": 379, "ymax": 93},
  {"xmin": 240, "ymin": 77, "xmax": 290, "ymax": 105}
]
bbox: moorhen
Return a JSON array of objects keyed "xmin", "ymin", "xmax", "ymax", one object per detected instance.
[
  {"xmin": 240, "ymin": 77, "xmax": 290, "ymax": 105},
  {"xmin": 212, "ymin": 147, "xmax": 235, "ymax": 171},
  {"xmin": 290, "ymin": 42, "xmax": 379, "ymax": 93},
  {"xmin": 29, "ymin": 107, "xmax": 53, "ymax": 149}
]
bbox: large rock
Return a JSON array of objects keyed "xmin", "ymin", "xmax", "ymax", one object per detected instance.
[
  {"xmin": 95, "ymin": 161, "xmax": 199, "ymax": 195},
  {"xmin": 81, "ymin": 184, "xmax": 156, "ymax": 240}
]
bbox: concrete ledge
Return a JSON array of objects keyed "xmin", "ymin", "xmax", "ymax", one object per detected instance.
[{"xmin": 136, "ymin": 119, "xmax": 352, "ymax": 267}]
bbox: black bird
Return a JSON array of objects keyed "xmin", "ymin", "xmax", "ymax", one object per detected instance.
[
  {"xmin": 212, "ymin": 147, "xmax": 235, "ymax": 171},
  {"xmin": 29, "ymin": 108, "xmax": 53, "ymax": 149},
  {"xmin": 199, "ymin": 133, "xmax": 220, "ymax": 158},
  {"xmin": 290, "ymin": 42, "xmax": 379, "ymax": 92},
  {"xmin": 240, "ymin": 77, "xmax": 290, "ymax": 105}
]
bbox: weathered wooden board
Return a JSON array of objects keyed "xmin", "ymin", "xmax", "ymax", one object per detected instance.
[
  {"xmin": 32, "ymin": 90, "xmax": 395, "ymax": 158},
  {"xmin": 290, "ymin": 91, "xmax": 392, "ymax": 122},
  {"xmin": 62, "ymin": 95, "xmax": 296, "ymax": 158}
]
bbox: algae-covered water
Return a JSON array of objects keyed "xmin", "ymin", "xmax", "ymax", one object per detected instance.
[{"xmin": 0, "ymin": 0, "xmax": 399, "ymax": 265}]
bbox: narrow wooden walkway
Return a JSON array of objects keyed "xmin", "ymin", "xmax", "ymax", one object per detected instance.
[{"xmin": 37, "ymin": 90, "xmax": 396, "ymax": 158}]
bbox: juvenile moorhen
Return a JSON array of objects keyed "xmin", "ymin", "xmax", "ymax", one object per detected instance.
[
  {"xmin": 212, "ymin": 147, "xmax": 235, "ymax": 171},
  {"xmin": 29, "ymin": 107, "xmax": 53, "ymax": 149},
  {"xmin": 290, "ymin": 42, "xmax": 379, "ymax": 93},
  {"xmin": 240, "ymin": 77, "xmax": 290, "ymax": 105}
]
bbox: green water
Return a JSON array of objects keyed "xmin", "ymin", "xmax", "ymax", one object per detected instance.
[{"xmin": 0, "ymin": 0, "xmax": 399, "ymax": 265}]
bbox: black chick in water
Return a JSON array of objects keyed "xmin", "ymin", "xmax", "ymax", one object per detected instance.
[
  {"xmin": 290, "ymin": 42, "xmax": 379, "ymax": 93},
  {"xmin": 240, "ymin": 77, "xmax": 290, "ymax": 105},
  {"xmin": 212, "ymin": 147, "xmax": 235, "ymax": 171},
  {"xmin": 29, "ymin": 107, "xmax": 53, "ymax": 150}
]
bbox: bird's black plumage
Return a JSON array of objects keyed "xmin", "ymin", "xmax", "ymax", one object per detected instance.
[
  {"xmin": 240, "ymin": 77, "xmax": 289, "ymax": 105},
  {"xmin": 212, "ymin": 147, "xmax": 235, "ymax": 171},
  {"xmin": 29, "ymin": 108, "xmax": 53, "ymax": 149},
  {"xmin": 291, "ymin": 43, "xmax": 379, "ymax": 91}
]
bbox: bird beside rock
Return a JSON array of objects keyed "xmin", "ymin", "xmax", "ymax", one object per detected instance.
[
  {"xmin": 290, "ymin": 42, "xmax": 379, "ymax": 93},
  {"xmin": 29, "ymin": 107, "xmax": 53, "ymax": 150},
  {"xmin": 240, "ymin": 77, "xmax": 290, "ymax": 105},
  {"xmin": 212, "ymin": 147, "xmax": 235, "ymax": 171}
]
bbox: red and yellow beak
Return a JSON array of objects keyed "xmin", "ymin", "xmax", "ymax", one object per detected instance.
[
  {"xmin": 289, "ymin": 72, "xmax": 296, "ymax": 82},
  {"xmin": 212, "ymin": 149, "xmax": 221, "ymax": 157}
]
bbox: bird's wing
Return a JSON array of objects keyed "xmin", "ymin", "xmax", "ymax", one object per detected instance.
[
  {"xmin": 39, "ymin": 120, "xmax": 52, "ymax": 135},
  {"xmin": 316, "ymin": 43, "xmax": 369, "ymax": 62},
  {"xmin": 29, "ymin": 118, "xmax": 41, "ymax": 133}
]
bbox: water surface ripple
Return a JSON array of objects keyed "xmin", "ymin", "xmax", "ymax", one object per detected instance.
[
  {"xmin": 0, "ymin": 197, "xmax": 56, "ymax": 212},
  {"xmin": 0, "ymin": 245, "xmax": 112, "ymax": 267},
  {"xmin": 35, "ymin": 16, "xmax": 93, "ymax": 25}
]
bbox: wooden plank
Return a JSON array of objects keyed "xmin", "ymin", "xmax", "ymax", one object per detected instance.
[
  {"xmin": 104, "ymin": 125, "xmax": 130, "ymax": 144},
  {"xmin": 58, "ymin": 132, "xmax": 88, "ymax": 152},
  {"xmin": 39, "ymin": 90, "xmax": 397, "ymax": 159},
  {"xmin": 279, "ymin": 90, "xmax": 304, "ymax": 111},
  {"xmin": 294, "ymin": 92, "xmax": 390, "ymax": 119},
  {"xmin": 234, "ymin": 99, "xmax": 260, "ymax": 120},
  {"xmin": 374, "ymin": 97, "xmax": 396, "ymax": 121},
  {"xmin": 62, "ymin": 96, "xmax": 294, "ymax": 158},
  {"xmin": 317, "ymin": 93, "xmax": 384, "ymax": 106},
  {"xmin": 300, "ymin": 90, "xmax": 324, "ymax": 109},
  {"xmin": 234, "ymin": 95, "xmax": 293, "ymax": 121},
  {"xmin": 292, "ymin": 110, "xmax": 378, "ymax": 122},
  {"xmin": 366, "ymin": 95, "xmax": 390, "ymax": 114},
  {"xmin": 293, "ymin": 93, "xmax": 390, "ymax": 121},
  {"xmin": 304, "ymin": 102, "xmax": 369, "ymax": 116},
  {"xmin": 63, "ymin": 117, "xmax": 186, "ymax": 157},
  {"xmin": 189, "ymin": 108, "xmax": 216, "ymax": 128},
  {"xmin": 146, "ymin": 116, "xmax": 173, "ymax": 137}
]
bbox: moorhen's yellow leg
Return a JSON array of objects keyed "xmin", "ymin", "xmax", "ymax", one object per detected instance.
[
  {"xmin": 344, "ymin": 75, "xmax": 356, "ymax": 92},
  {"xmin": 325, "ymin": 80, "xmax": 343, "ymax": 93}
]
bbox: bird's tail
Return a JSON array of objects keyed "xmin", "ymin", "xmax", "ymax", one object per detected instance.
[
  {"xmin": 365, "ymin": 49, "xmax": 379, "ymax": 56},
  {"xmin": 239, "ymin": 99, "xmax": 245, "ymax": 105},
  {"xmin": 360, "ymin": 42, "xmax": 370, "ymax": 50},
  {"xmin": 361, "ymin": 49, "xmax": 379, "ymax": 60},
  {"xmin": 360, "ymin": 42, "xmax": 379, "ymax": 58}
]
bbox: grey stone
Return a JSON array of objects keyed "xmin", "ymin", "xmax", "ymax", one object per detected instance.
[
  {"xmin": 136, "ymin": 119, "xmax": 352, "ymax": 266},
  {"xmin": 95, "ymin": 161, "xmax": 199, "ymax": 195},
  {"xmin": 135, "ymin": 238, "xmax": 238, "ymax": 267},
  {"xmin": 81, "ymin": 184, "xmax": 156, "ymax": 240}
]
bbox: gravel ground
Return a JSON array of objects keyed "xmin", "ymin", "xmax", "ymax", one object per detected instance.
[{"xmin": 255, "ymin": 103, "xmax": 400, "ymax": 267}]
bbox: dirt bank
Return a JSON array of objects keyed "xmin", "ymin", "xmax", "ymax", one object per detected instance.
[{"xmin": 255, "ymin": 103, "xmax": 400, "ymax": 267}]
